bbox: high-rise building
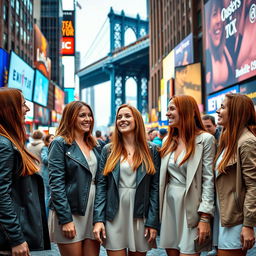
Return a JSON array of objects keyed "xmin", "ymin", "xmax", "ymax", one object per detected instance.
[
  {"xmin": 41, "ymin": 0, "xmax": 63, "ymax": 88},
  {"xmin": 149, "ymin": 0, "xmax": 203, "ymax": 115},
  {"xmin": 0, "ymin": 0, "xmax": 34, "ymax": 65}
]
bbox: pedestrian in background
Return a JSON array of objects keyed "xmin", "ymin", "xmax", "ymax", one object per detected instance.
[
  {"xmin": 27, "ymin": 129, "xmax": 45, "ymax": 162},
  {"xmin": 0, "ymin": 88, "xmax": 50, "ymax": 256},
  {"xmin": 93, "ymin": 104, "xmax": 160, "ymax": 256},
  {"xmin": 152, "ymin": 128, "xmax": 168, "ymax": 147},
  {"xmin": 202, "ymin": 115, "xmax": 221, "ymax": 142},
  {"xmin": 159, "ymin": 95, "xmax": 215, "ymax": 256},
  {"xmin": 41, "ymin": 133, "xmax": 54, "ymax": 218},
  {"xmin": 213, "ymin": 94, "xmax": 256, "ymax": 256},
  {"xmin": 48, "ymin": 101, "xmax": 103, "ymax": 256}
]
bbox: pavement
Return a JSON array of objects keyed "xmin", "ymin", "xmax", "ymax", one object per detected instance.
[{"xmin": 31, "ymin": 241, "xmax": 256, "ymax": 256}]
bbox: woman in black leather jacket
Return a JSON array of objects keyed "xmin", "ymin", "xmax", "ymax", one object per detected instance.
[
  {"xmin": 93, "ymin": 104, "xmax": 160, "ymax": 256},
  {"xmin": 0, "ymin": 88, "xmax": 50, "ymax": 256},
  {"xmin": 48, "ymin": 101, "xmax": 102, "ymax": 256}
]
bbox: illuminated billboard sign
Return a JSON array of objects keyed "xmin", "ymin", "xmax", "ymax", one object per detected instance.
[
  {"xmin": 8, "ymin": 51, "xmax": 35, "ymax": 101},
  {"xmin": 0, "ymin": 48, "xmax": 9, "ymax": 87},
  {"xmin": 62, "ymin": 10, "xmax": 75, "ymax": 56},
  {"xmin": 33, "ymin": 70, "xmax": 49, "ymax": 107},
  {"xmin": 55, "ymin": 85, "xmax": 65, "ymax": 113},
  {"xmin": 204, "ymin": 0, "xmax": 256, "ymax": 94},
  {"xmin": 34, "ymin": 24, "xmax": 51, "ymax": 79},
  {"xmin": 175, "ymin": 63, "xmax": 202, "ymax": 105},
  {"xmin": 240, "ymin": 80, "xmax": 256, "ymax": 105}
]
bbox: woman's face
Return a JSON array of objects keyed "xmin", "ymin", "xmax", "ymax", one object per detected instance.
[
  {"xmin": 116, "ymin": 107, "xmax": 135, "ymax": 135},
  {"xmin": 75, "ymin": 105, "xmax": 93, "ymax": 134},
  {"xmin": 166, "ymin": 100, "xmax": 180, "ymax": 127},
  {"xmin": 216, "ymin": 97, "xmax": 229, "ymax": 127},
  {"xmin": 209, "ymin": 4, "xmax": 222, "ymax": 48},
  {"xmin": 21, "ymin": 96, "xmax": 30, "ymax": 122}
]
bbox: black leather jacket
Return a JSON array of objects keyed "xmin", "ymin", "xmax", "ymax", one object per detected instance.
[
  {"xmin": 0, "ymin": 135, "xmax": 50, "ymax": 251},
  {"xmin": 48, "ymin": 136, "xmax": 103, "ymax": 225},
  {"xmin": 93, "ymin": 142, "xmax": 160, "ymax": 229}
]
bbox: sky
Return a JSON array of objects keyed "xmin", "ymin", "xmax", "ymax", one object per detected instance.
[{"xmin": 63, "ymin": 0, "xmax": 147, "ymax": 131}]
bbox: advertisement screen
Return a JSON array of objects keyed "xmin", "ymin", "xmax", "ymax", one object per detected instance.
[
  {"xmin": 207, "ymin": 85, "xmax": 240, "ymax": 114},
  {"xmin": 7, "ymin": 51, "xmax": 35, "ymax": 100},
  {"xmin": 175, "ymin": 63, "xmax": 202, "ymax": 105},
  {"xmin": 33, "ymin": 70, "xmax": 49, "ymax": 107},
  {"xmin": 55, "ymin": 85, "xmax": 65, "ymax": 113},
  {"xmin": 34, "ymin": 104, "xmax": 50, "ymax": 125},
  {"xmin": 0, "ymin": 48, "xmax": 9, "ymax": 87},
  {"xmin": 204, "ymin": 0, "xmax": 256, "ymax": 94},
  {"xmin": 174, "ymin": 33, "xmax": 194, "ymax": 67},
  {"xmin": 240, "ymin": 80, "xmax": 256, "ymax": 104},
  {"xmin": 64, "ymin": 88, "xmax": 75, "ymax": 104},
  {"xmin": 34, "ymin": 24, "xmax": 51, "ymax": 79},
  {"xmin": 62, "ymin": 10, "xmax": 75, "ymax": 56}
]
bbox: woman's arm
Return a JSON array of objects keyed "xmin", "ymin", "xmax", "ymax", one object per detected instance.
[
  {"xmin": 0, "ymin": 139, "xmax": 25, "ymax": 247},
  {"xmin": 48, "ymin": 138, "xmax": 73, "ymax": 224}
]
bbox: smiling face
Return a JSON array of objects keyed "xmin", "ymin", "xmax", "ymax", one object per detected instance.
[
  {"xmin": 116, "ymin": 107, "xmax": 135, "ymax": 135},
  {"xmin": 216, "ymin": 97, "xmax": 229, "ymax": 127},
  {"xmin": 209, "ymin": 3, "xmax": 223, "ymax": 48},
  {"xmin": 166, "ymin": 100, "xmax": 180, "ymax": 127},
  {"xmin": 21, "ymin": 96, "xmax": 30, "ymax": 123},
  {"xmin": 74, "ymin": 105, "xmax": 93, "ymax": 134}
]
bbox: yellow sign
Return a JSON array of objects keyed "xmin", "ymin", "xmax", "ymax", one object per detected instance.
[{"xmin": 62, "ymin": 21, "xmax": 74, "ymax": 37}]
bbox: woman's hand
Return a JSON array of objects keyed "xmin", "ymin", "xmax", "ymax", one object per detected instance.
[
  {"xmin": 144, "ymin": 227, "xmax": 157, "ymax": 243},
  {"xmin": 197, "ymin": 221, "xmax": 211, "ymax": 245},
  {"xmin": 62, "ymin": 221, "xmax": 76, "ymax": 239},
  {"xmin": 12, "ymin": 241, "xmax": 30, "ymax": 256},
  {"xmin": 241, "ymin": 226, "xmax": 255, "ymax": 250},
  {"xmin": 93, "ymin": 222, "xmax": 106, "ymax": 244}
]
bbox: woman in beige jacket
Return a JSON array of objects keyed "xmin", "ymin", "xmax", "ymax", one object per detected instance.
[
  {"xmin": 214, "ymin": 93, "xmax": 256, "ymax": 256},
  {"xmin": 159, "ymin": 95, "xmax": 215, "ymax": 256}
]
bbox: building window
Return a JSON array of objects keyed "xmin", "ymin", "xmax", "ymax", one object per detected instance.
[
  {"xmin": 11, "ymin": 0, "xmax": 15, "ymax": 8},
  {"xmin": 16, "ymin": 21, "xmax": 20, "ymax": 37},
  {"xmin": 3, "ymin": 33, "xmax": 8, "ymax": 50},
  {"xmin": 20, "ymin": 27, "xmax": 23, "ymax": 40},
  {"xmin": 16, "ymin": 0, "xmax": 20, "ymax": 15},
  {"xmin": 3, "ymin": 4, "xmax": 8, "ymax": 21}
]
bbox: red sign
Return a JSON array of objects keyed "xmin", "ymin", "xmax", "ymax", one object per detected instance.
[{"xmin": 62, "ymin": 37, "xmax": 75, "ymax": 55}]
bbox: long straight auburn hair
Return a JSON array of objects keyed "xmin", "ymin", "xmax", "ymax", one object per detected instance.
[
  {"xmin": 160, "ymin": 95, "xmax": 206, "ymax": 165},
  {"xmin": 56, "ymin": 101, "xmax": 97, "ymax": 148},
  {"xmin": 0, "ymin": 88, "xmax": 38, "ymax": 176},
  {"xmin": 216, "ymin": 94, "xmax": 256, "ymax": 173},
  {"xmin": 103, "ymin": 104, "xmax": 155, "ymax": 176}
]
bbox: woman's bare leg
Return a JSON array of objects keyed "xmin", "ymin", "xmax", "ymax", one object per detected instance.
[
  {"xmin": 58, "ymin": 241, "xmax": 83, "ymax": 256},
  {"xmin": 218, "ymin": 249, "xmax": 247, "ymax": 256},
  {"xmin": 107, "ymin": 249, "xmax": 127, "ymax": 256},
  {"xmin": 82, "ymin": 239, "xmax": 100, "ymax": 256}
]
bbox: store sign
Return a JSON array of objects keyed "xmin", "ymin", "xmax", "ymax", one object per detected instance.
[{"xmin": 62, "ymin": 11, "xmax": 75, "ymax": 56}]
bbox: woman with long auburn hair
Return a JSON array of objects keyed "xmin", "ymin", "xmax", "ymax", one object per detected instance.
[
  {"xmin": 159, "ymin": 95, "xmax": 215, "ymax": 256},
  {"xmin": 93, "ymin": 104, "xmax": 160, "ymax": 256},
  {"xmin": 0, "ymin": 88, "xmax": 50, "ymax": 256},
  {"xmin": 213, "ymin": 93, "xmax": 256, "ymax": 256},
  {"xmin": 48, "ymin": 101, "xmax": 103, "ymax": 256}
]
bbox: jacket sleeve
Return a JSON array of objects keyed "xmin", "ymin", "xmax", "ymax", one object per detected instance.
[
  {"xmin": 145, "ymin": 144, "xmax": 160, "ymax": 229},
  {"xmin": 41, "ymin": 146, "xmax": 48, "ymax": 166},
  {"xmin": 240, "ymin": 138, "xmax": 256, "ymax": 227},
  {"xmin": 48, "ymin": 138, "xmax": 73, "ymax": 224},
  {"xmin": 93, "ymin": 145, "xmax": 109, "ymax": 224},
  {"xmin": 0, "ymin": 140, "xmax": 25, "ymax": 247},
  {"xmin": 197, "ymin": 134, "xmax": 215, "ymax": 216}
]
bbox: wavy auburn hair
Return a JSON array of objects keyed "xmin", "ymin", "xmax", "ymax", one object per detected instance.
[
  {"xmin": 160, "ymin": 95, "xmax": 206, "ymax": 165},
  {"xmin": 0, "ymin": 88, "xmax": 38, "ymax": 176},
  {"xmin": 103, "ymin": 104, "xmax": 155, "ymax": 176},
  {"xmin": 216, "ymin": 94, "xmax": 256, "ymax": 173},
  {"xmin": 56, "ymin": 101, "xmax": 97, "ymax": 148}
]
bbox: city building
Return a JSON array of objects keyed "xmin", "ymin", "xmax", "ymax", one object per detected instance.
[
  {"xmin": 40, "ymin": 0, "xmax": 63, "ymax": 88},
  {"xmin": 0, "ymin": 0, "xmax": 34, "ymax": 65}
]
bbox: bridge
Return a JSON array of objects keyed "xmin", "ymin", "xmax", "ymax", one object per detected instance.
[{"xmin": 77, "ymin": 8, "xmax": 149, "ymax": 123}]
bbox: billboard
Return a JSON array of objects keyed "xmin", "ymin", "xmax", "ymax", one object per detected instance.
[
  {"xmin": 240, "ymin": 80, "xmax": 256, "ymax": 104},
  {"xmin": 174, "ymin": 33, "xmax": 194, "ymax": 67},
  {"xmin": 207, "ymin": 85, "xmax": 240, "ymax": 114},
  {"xmin": 34, "ymin": 104, "xmax": 50, "ymax": 126},
  {"xmin": 55, "ymin": 85, "xmax": 65, "ymax": 113},
  {"xmin": 204, "ymin": 0, "xmax": 256, "ymax": 94},
  {"xmin": 34, "ymin": 24, "xmax": 51, "ymax": 79},
  {"xmin": 33, "ymin": 70, "xmax": 49, "ymax": 107},
  {"xmin": 8, "ymin": 51, "xmax": 35, "ymax": 101},
  {"xmin": 62, "ymin": 10, "xmax": 75, "ymax": 56},
  {"xmin": 64, "ymin": 88, "xmax": 75, "ymax": 104},
  {"xmin": 0, "ymin": 48, "xmax": 9, "ymax": 87},
  {"xmin": 175, "ymin": 63, "xmax": 202, "ymax": 105}
]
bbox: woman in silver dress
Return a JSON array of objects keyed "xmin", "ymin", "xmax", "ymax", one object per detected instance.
[
  {"xmin": 93, "ymin": 104, "xmax": 160, "ymax": 256},
  {"xmin": 48, "ymin": 101, "xmax": 103, "ymax": 256},
  {"xmin": 159, "ymin": 95, "xmax": 215, "ymax": 256},
  {"xmin": 214, "ymin": 94, "xmax": 256, "ymax": 256}
]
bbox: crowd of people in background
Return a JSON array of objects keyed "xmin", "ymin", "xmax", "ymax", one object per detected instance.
[{"xmin": 0, "ymin": 87, "xmax": 255, "ymax": 256}]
